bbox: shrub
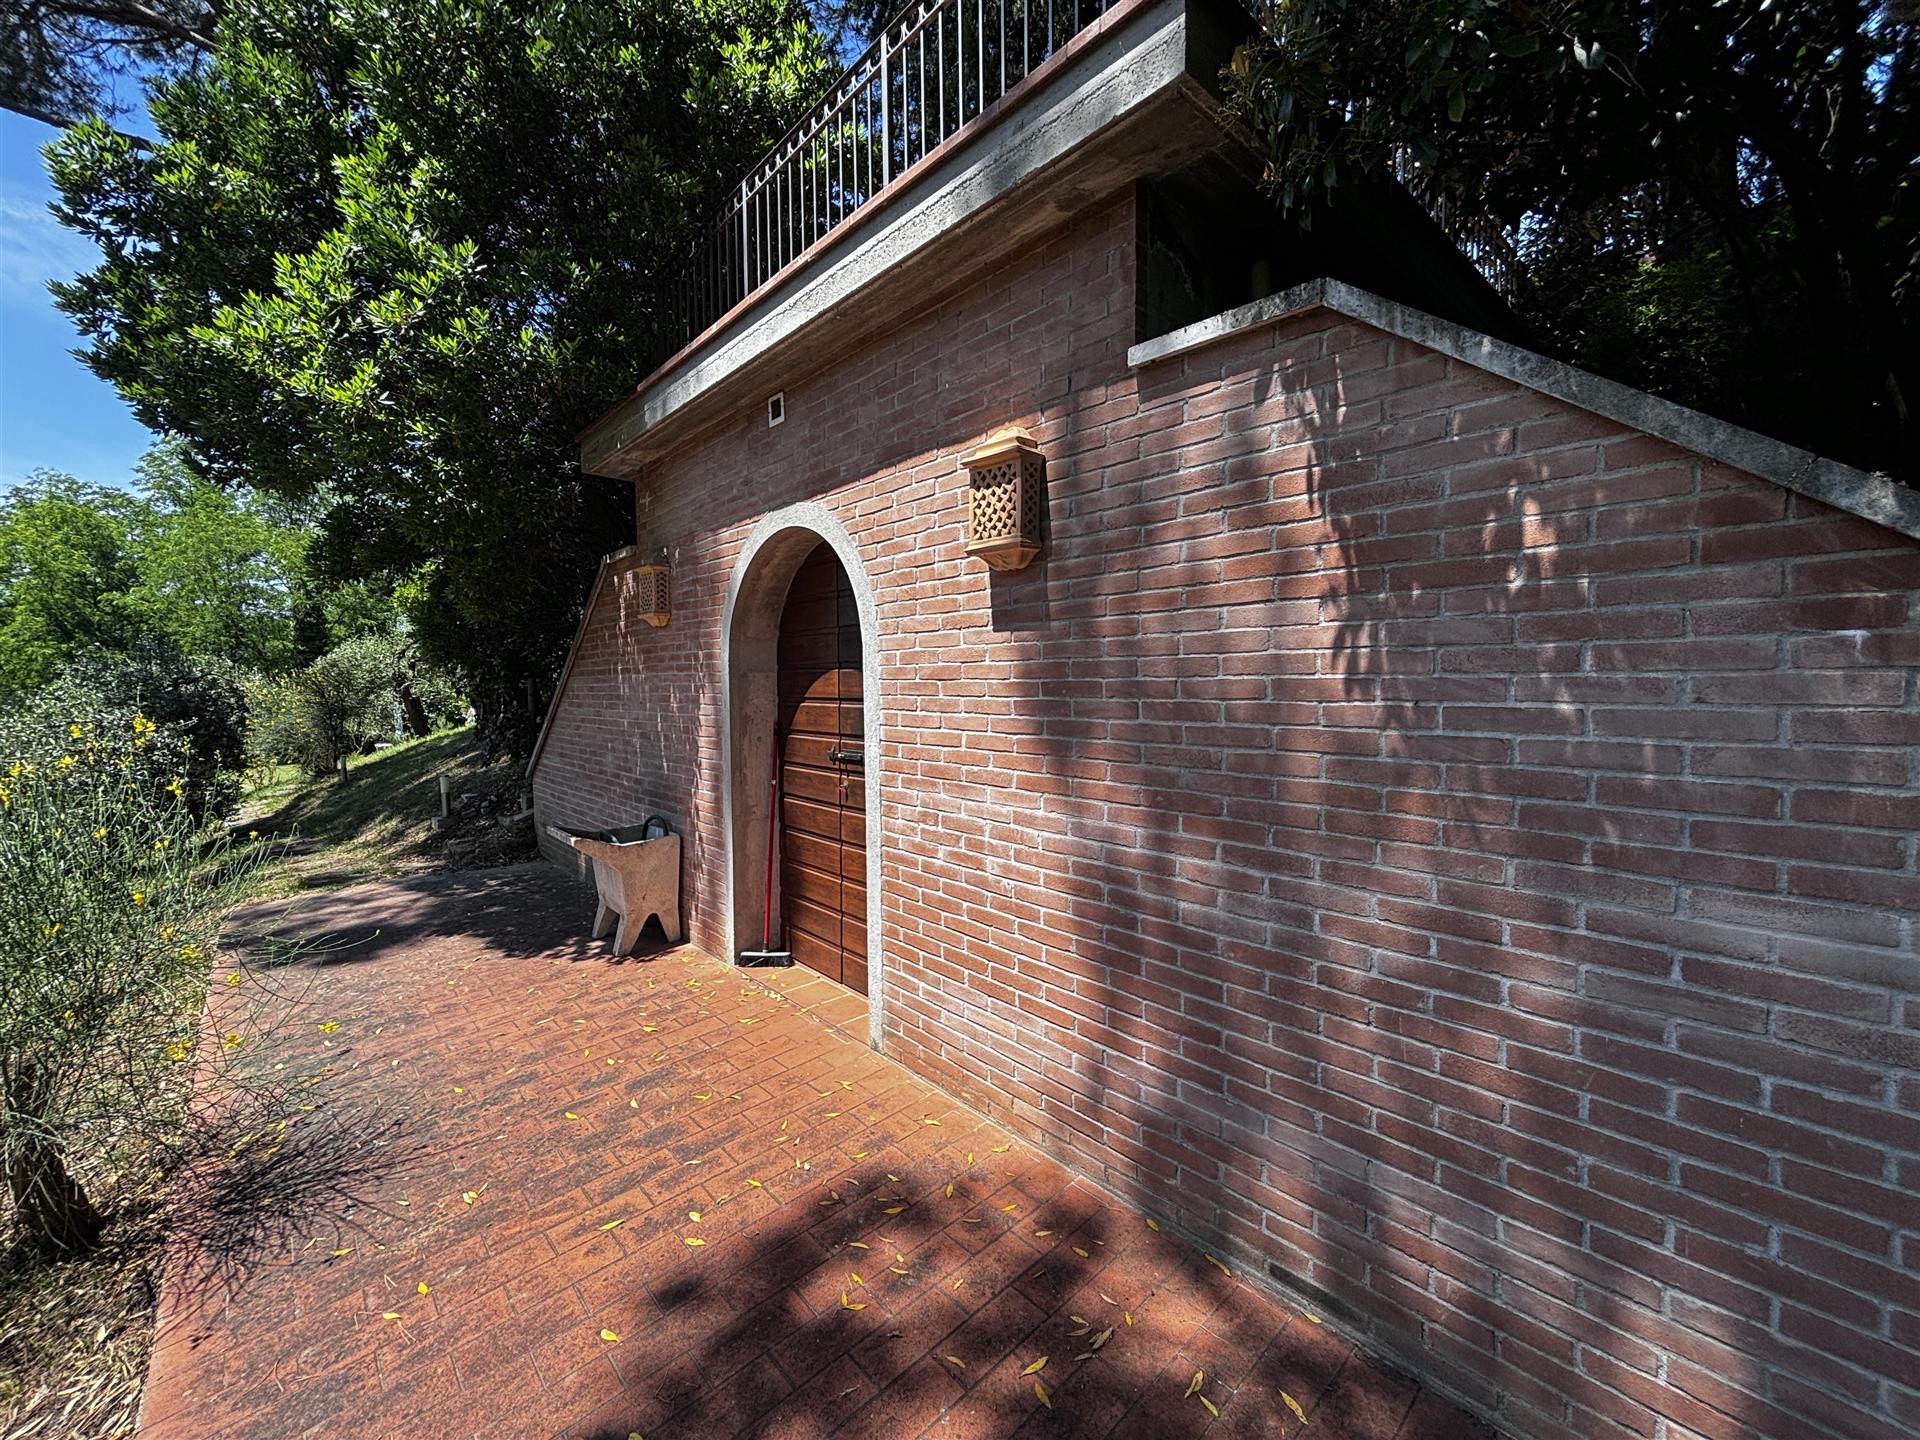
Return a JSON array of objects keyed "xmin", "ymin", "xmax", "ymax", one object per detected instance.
[
  {"xmin": 290, "ymin": 640, "xmax": 394, "ymax": 775},
  {"xmin": 40, "ymin": 640, "xmax": 250, "ymax": 820},
  {"xmin": 0, "ymin": 711, "xmax": 270, "ymax": 1253},
  {"xmin": 246, "ymin": 634, "xmax": 465, "ymax": 778}
]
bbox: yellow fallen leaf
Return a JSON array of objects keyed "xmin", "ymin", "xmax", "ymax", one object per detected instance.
[
  {"xmin": 1205, "ymin": 1254, "xmax": 1232, "ymax": 1277},
  {"xmin": 850, "ymin": 1272, "xmax": 863, "ymax": 1285},
  {"xmin": 1186, "ymin": 1371, "xmax": 1205, "ymax": 1398},
  {"xmin": 684, "ymin": 1236, "xmax": 705, "ymax": 1247},
  {"xmin": 890, "ymin": 1265, "xmax": 909, "ymax": 1275},
  {"xmin": 1145, "ymin": 1218, "xmax": 1160, "ymax": 1231},
  {"xmin": 599, "ymin": 1218, "xmax": 624, "ymax": 1231},
  {"xmin": 416, "ymin": 1282, "xmax": 429, "ymax": 1295},
  {"xmin": 452, "ymin": 1086, "xmax": 463, "ymax": 1094},
  {"xmin": 1200, "ymin": 1395, "xmax": 1219, "ymax": 1417},
  {"xmin": 921, "ymin": 1117, "xmax": 940, "ymax": 1126},
  {"xmin": 945, "ymin": 1183, "xmax": 954, "ymax": 1197},
  {"xmin": 840, "ymin": 1292, "xmax": 867, "ymax": 1311},
  {"xmin": 693, "ymin": 1093, "xmax": 711, "ymax": 1101},
  {"xmin": 600, "ymin": 1328, "xmax": 620, "ymax": 1343},
  {"xmin": 993, "ymin": 1143, "xmax": 1010, "ymax": 1153},
  {"xmin": 1035, "ymin": 1229, "xmax": 1052, "ymax": 1237},
  {"xmin": 381, "ymin": 1311, "xmax": 402, "ymax": 1320},
  {"xmin": 317, "ymin": 1020, "xmax": 339, "ymax": 1033},
  {"xmin": 1303, "ymin": 1312, "xmax": 1322, "ymax": 1325},
  {"xmin": 688, "ymin": 1210, "xmax": 701, "ymax": 1222},
  {"xmin": 1033, "ymin": 1379, "xmax": 1051, "ymax": 1409},
  {"xmin": 1073, "ymin": 1246, "xmax": 1090, "ymax": 1258},
  {"xmin": 329, "ymin": 1247, "xmax": 353, "ymax": 1257},
  {"xmin": 825, "ymin": 1110, "xmax": 840, "ymax": 1117},
  {"xmin": 1001, "ymin": 1203, "xmax": 1018, "ymax": 1213},
  {"xmin": 1022, "ymin": 1356, "xmax": 1048, "ymax": 1376},
  {"xmin": 852, "ymin": 1151, "xmax": 868, "ymax": 1159},
  {"xmin": 848, "ymin": 1241, "xmax": 869, "ymax": 1250},
  {"xmin": 461, "ymin": 1191, "xmax": 477, "ymax": 1204},
  {"xmin": 564, "ymin": 1111, "xmax": 580, "ymax": 1120},
  {"xmin": 884, "ymin": 1206, "xmax": 904, "ymax": 1215},
  {"xmin": 748, "ymin": 1178, "xmax": 764, "ymax": 1187},
  {"xmin": 944, "ymin": 1355, "xmax": 966, "ymax": 1369},
  {"xmin": 629, "ymin": 1098, "xmax": 639, "ymax": 1108},
  {"xmin": 1283, "ymin": 1392, "xmax": 1308, "ymax": 1424}
]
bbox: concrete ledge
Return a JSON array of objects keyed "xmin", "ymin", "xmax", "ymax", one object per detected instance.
[
  {"xmin": 1129, "ymin": 277, "xmax": 1920, "ymax": 541},
  {"xmin": 525, "ymin": 544, "xmax": 638, "ymax": 780},
  {"xmin": 583, "ymin": 0, "xmax": 1222, "ymax": 478}
]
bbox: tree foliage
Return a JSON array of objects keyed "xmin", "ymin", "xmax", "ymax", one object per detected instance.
[
  {"xmin": 0, "ymin": 473, "xmax": 140, "ymax": 696},
  {"xmin": 1228, "ymin": 0, "xmax": 1919, "ymax": 478},
  {"xmin": 0, "ymin": 0, "xmax": 215, "ymax": 128},
  {"xmin": 46, "ymin": 0, "xmax": 831, "ymax": 752},
  {"xmin": 249, "ymin": 632, "xmax": 463, "ymax": 776},
  {"xmin": 36, "ymin": 641, "xmax": 252, "ymax": 819},
  {"xmin": 0, "ymin": 443, "xmax": 309, "ymax": 697}
]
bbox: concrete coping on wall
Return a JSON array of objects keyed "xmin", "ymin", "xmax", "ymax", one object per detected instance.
[
  {"xmin": 525, "ymin": 544, "xmax": 638, "ymax": 780},
  {"xmin": 1128, "ymin": 276, "xmax": 1920, "ymax": 542}
]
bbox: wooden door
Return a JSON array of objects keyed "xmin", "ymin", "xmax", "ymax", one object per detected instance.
[{"xmin": 776, "ymin": 544, "xmax": 867, "ymax": 994}]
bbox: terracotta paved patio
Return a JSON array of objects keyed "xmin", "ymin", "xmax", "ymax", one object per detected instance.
[{"xmin": 140, "ymin": 864, "xmax": 1493, "ymax": 1440}]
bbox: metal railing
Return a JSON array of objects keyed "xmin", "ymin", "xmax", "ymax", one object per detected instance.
[
  {"xmin": 1392, "ymin": 148, "xmax": 1522, "ymax": 301},
  {"xmin": 652, "ymin": 0, "xmax": 1120, "ymax": 364},
  {"xmin": 647, "ymin": 0, "xmax": 1521, "ymax": 371}
]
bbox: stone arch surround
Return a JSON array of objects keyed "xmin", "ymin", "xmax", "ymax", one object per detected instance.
[{"xmin": 720, "ymin": 503, "xmax": 886, "ymax": 1046}]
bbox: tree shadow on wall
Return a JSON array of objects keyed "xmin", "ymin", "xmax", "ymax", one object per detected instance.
[{"xmin": 934, "ymin": 305, "xmax": 1770, "ymax": 1439}]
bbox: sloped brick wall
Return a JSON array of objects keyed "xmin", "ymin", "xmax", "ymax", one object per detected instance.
[{"xmin": 533, "ymin": 191, "xmax": 1920, "ymax": 1440}]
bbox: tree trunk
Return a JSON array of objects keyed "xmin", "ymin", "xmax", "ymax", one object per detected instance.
[
  {"xmin": 2, "ymin": 1068, "xmax": 104, "ymax": 1254},
  {"xmin": 398, "ymin": 678, "xmax": 431, "ymax": 738}
]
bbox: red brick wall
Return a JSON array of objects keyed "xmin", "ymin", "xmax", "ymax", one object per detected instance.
[{"xmin": 533, "ymin": 191, "xmax": 1920, "ymax": 1440}]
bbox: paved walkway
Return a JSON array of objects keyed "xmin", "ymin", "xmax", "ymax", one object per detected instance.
[{"xmin": 140, "ymin": 864, "xmax": 1492, "ymax": 1440}]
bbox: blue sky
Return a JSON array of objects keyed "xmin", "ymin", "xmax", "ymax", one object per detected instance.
[{"xmin": 0, "ymin": 108, "xmax": 160, "ymax": 492}]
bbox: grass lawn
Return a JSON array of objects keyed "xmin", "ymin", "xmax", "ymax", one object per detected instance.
[
  {"xmin": 0, "ymin": 725, "xmax": 537, "ymax": 1439},
  {"xmin": 240, "ymin": 726, "xmax": 530, "ymax": 898}
]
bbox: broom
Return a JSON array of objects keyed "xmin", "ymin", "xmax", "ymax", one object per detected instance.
[{"xmin": 736, "ymin": 728, "xmax": 793, "ymax": 966}]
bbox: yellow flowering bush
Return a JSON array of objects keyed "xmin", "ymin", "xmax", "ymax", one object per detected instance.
[{"xmin": 0, "ymin": 712, "xmax": 271, "ymax": 1253}]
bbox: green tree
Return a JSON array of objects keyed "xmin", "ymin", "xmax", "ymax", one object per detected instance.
[
  {"xmin": 1227, "ymin": 0, "xmax": 1919, "ymax": 479},
  {"xmin": 0, "ymin": 0, "xmax": 215, "ymax": 129},
  {"xmin": 0, "ymin": 472, "xmax": 140, "ymax": 695},
  {"xmin": 127, "ymin": 439, "xmax": 310, "ymax": 673},
  {"xmin": 46, "ymin": 0, "xmax": 831, "ymax": 751},
  {"xmin": 0, "ymin": 445, "xmax": 311, "ymax": 697}
]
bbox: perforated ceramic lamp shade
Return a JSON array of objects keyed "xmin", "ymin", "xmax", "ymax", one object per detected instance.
[
  {"xmin": 962, "ymin": 427, "xmax": 1046, "ymax": 571},
  {"xmin": 633, "ymin": 562, "xmax": 671, "ymax": 628}
]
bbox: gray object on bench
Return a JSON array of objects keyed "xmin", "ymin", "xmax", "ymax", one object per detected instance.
[{"xmin": 547, "ymin": 820, "xmax": 684, "ymax": 954}]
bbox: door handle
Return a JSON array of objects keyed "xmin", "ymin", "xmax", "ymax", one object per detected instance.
[{"xmin": 828, "ymin": 746, "xmax": 865, "ymax": 766}]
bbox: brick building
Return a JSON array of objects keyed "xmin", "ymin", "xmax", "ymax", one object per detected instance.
[{"xmin": 529, "ymin": 0, "xmax": 1920, "ymax": 1435}]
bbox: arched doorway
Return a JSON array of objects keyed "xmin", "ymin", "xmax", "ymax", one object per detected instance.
[
  {"xmin": 722, "ymin": 512, "xmax": 882, "ymax": 1019},
  {"xmin": 773, "ymin": 543, "xmax": 868, "ymax": 992}
]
